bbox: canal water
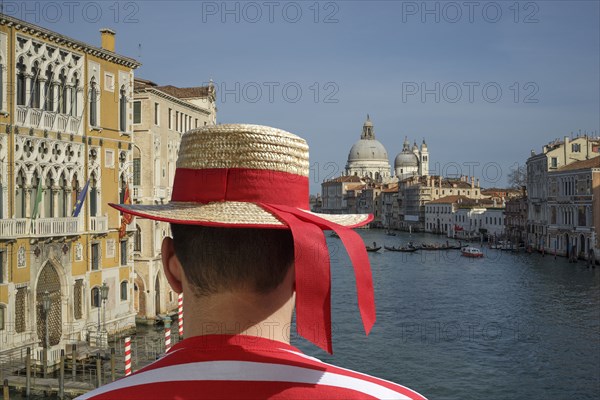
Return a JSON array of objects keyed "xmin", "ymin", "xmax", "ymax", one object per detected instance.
[{"xmin": 9, "ymin": 230, "xmax": 599, "ymax": 399}]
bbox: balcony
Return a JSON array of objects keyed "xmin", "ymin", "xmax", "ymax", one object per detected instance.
[
  {"xmin": 15, "ymin": 106, "xmax": 81, "ymax": 135},
  {"xmin": 90, "ymin": 215, "xmax": 109, "ymax": 234},
  {"xmin": 0, "ymin": 219, "xmax": 29, "ymax": 238},
  {"xmin": 0, "ymin": 218, "xmax": 82, "ymax": 239},
  {"xmin": 31, "ymin": 217, "xmax": 81, "ymax": 237}
]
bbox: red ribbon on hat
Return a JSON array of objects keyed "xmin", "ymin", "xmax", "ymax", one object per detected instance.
[{"xmin": 170, "ymin": 168, "xmax": 376, "ymax": 354}]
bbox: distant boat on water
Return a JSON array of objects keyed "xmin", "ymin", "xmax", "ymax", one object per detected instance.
[{"xmin": 461, "ymin": 247, "xmax": 484, "ymax": 258}]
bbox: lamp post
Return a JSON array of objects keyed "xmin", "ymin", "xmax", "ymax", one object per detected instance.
[
  {"xmin": 100, "ymin": 282, "xmax": 109, "ymax": 349},
  {"xmin": 42, "ymin": 290, "xmax": 51, "ymax": 378}
]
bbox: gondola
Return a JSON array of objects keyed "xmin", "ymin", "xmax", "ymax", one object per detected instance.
[
  {"xmin": 384, "ymin": 245, "xmax": 418, "ymax": 253},
  {"xmin": 366, "ymin": 246, "xmax": 382, "ymax": 252}
]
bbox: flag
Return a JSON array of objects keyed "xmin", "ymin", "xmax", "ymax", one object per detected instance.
[
  {"xmin": 119, "ymin": 184, "xmax": 133, "ymax": 238},
  {"xmin": 31, "ymin": 178, "xmax": 43, "ymax": 219},
  {"xmin": 121, "ymin": 185, "xmax": 133, "ymax": 224},
  {"xmin": 72, "ymin": 179, "xmax": 90, "ymax": 217}
]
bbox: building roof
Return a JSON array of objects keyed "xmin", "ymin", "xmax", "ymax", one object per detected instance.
[
  {"xmin": 427, "ymin": 195, "xmax": 471, "ymax": 204},
  {"xmin": 0, "ymin": 14, "xmax": 140, "ymax": 68},
  {"xmin": 556, "ymin": 156, "xmax": 600, "ymax": 172},
  {"xmin": 155, "ymin": 85, "xmax": 211, "ymax": 99}
]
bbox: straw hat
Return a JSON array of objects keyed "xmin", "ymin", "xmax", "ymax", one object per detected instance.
[
  {"xmin": 110, "ymin": 124, "xmax": 376, "ymax": 354},
  {"xmin": 110, "ymin": 124, "xmax": 371, "ymax": 228}
]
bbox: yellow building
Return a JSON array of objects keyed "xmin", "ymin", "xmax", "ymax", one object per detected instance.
[{"xmin": 0, "ymin": 14, "xmax": 140, "ymax": 365}]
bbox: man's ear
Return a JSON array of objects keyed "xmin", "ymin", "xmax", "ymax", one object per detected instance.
[{"xmin": 162, "ymin": 237, "xmax": 183, "ymax": 293}]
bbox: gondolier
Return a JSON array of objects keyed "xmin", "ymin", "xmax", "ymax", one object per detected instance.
[{"xmin": 78, "ymin": 124, "xmax": 427, "ymax": 399}]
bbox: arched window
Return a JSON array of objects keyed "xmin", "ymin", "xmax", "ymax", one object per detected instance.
[
  {"xmin": 30, "ymin": 172, "xmax": 41, "ymax": 218},
  {"xmin": 44, "ymin": 65, "xmax": 54, "ymax": 111},
  {"xmin": 119, "ymin": 85, "xmax": 127, "ymax": 132},
  {"xmin": 70, "ymin": 73, "xmax": 79, "ymax": 116},
  {"xmin": 90, "ymin": 172, "xmax": 98, "ymax": 217},
  {"xmin": 89, "ymin": 78, "xmax": 98, "ymax": 126},
  {"xmin": 30, "ymin": 61, "xmax": 41, "ymax": 108},
  {"xmin": 16, "ymin": 57, "xmax": 26, "ymax": 106},
  {"xmin": 58, "ymin": 173, "xmax": 68, "ymax": 217},
  {"xmin": 134, "ymin": 224, "xmax": 142, "ymax": 252},
  {"xmin": 91, "ymin": 287, "xmax": 100, "ymax": 308},
  {"xmin": 15, "ymin": 170, "xmax": 26, "ymax": 218},
  {"xmin": 58, "ymin": 69, "xmax": 67, "ymax": 114},
  {"xmin": 71, "ymin": 175, "xmax": 80, "ymax": 215},
  {"xmin": 120, "ymin": 281, "xmax": 128, "ymax": 301},
  {"xmin": 43, "ymin": 174, "xmax": 54, "ymax": 218}
]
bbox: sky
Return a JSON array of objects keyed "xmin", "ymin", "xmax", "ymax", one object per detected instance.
[{"xmin": 6, "ymin": 0, "xmax": 599, "ymax": 194}]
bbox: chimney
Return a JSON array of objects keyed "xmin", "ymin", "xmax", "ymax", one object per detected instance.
[
  {"xmin": 100, "ymin": 28, "xmax": 116, "ymax": 52},
  {"xmin": 476, "ymin": 178, "xmax": 480, "ymax": 188},
  {"xmin": 471, "ymin": 176, "xmax": 475, "ymax": 189},
  {"xmin": 564, "ymin": 136, "xmax": 569, "ymax": 164}
]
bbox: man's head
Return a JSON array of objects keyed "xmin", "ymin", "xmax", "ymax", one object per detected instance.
[
  {"xmin": 111, "ymin": 124, "xmax": 374, "ymax": 352},
  {"xmin": 168, "ymin": 224, "xmax": 294, "ymax": 297}
]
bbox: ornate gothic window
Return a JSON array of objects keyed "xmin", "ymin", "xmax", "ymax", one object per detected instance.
[
  {"xmin": 71, "ymin": 73, "xmax": 79, "ymax": 116},
  {"xmin": 58, "ymin": 69, "xmax": 67, "ymax": 114},
  {"xmin": 44, "ymin": 175, "xmax": 53, "ymax": 218},
  {"xmin": 16, "ymin": 57, "xmax": 26, "ymax": 106},
  {"xmin": 58, "ymin": 173, "xmax": 68, "ymax": 217},
  {"xmin": 15, "ymin": 169, "xmax": 26, "ymax": 218},
  {"xmin": 30, "ymin": 62, "xmax": 41, "ymax": 108},
  {"xmin": 44, "ymin": 65, "xmax": 54, "ymax": 111}
]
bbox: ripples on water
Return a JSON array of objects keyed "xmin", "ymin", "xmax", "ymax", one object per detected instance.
[{"xmin": 292, "ymin": 230, "xmax": 600, "ymax": 400}]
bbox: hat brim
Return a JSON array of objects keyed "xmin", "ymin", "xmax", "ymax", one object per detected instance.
[{"xmin": 110, "ymin": 201, "xmax": 372, "ymax": 229}]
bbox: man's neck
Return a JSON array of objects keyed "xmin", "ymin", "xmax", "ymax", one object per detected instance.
[{"xmin": 183, "ymin": 287, "xmax": 295, "ymax": 345}]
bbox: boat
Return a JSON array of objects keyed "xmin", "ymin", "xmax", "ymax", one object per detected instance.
[
  {"xmin": 384, "ymin": 245, "xmax": 418, "ymax": 253},
  {"xmin": 366, "ymin": 242, "xmax": 381, "ymax": 252},
  {"xmin": 461, "ymin": 247, "xmax": 484, "ymax": 258},
  {"xmin": 366, "ymin": 246, "xmax": 382, "ymax": 252},
  {"xmin": 385, "ymin": 230, "xmax": 397, "ymax": 236}
]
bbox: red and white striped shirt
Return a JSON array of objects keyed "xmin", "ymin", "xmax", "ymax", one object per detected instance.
[{"xmin": 78, "ymin": 335, "xmax": 427, "ymax": 399}]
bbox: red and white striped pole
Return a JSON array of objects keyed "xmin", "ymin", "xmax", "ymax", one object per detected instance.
[
  {"xmin": 164, "ymin": 319, "xmax": 172, "ymax": 353},
  {"xmin": 177, "ymin": 293, "xmax": 184, "ymax": 339},
  {"xmin": 124, "ymin": 337, "xmax": 132, "ymax": 376}
]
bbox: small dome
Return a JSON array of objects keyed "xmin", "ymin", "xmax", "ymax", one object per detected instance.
[
  {"xmin": 348, "ymin": 139, "xmax": 388, "ymax": 161},
  {"xmin": 394, "ymin": 152, "xmax": 419, "ymax": 168}
]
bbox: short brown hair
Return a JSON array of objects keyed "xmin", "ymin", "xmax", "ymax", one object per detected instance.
[{"xmin": 170, "ymin": 224, "xmax": 294, "ymax": 296}]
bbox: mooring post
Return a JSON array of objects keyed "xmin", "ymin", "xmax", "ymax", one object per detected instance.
[
  {"xmin": 58, "ymin": 350, "xmax": 65, "ymax": 400},
  {"xmin": 3, "ymin": 379, "xmax": 9, "ymax": 400},
  {"xmin": 96, "ymin": 357, "xmax": 102, "ymax": 388},
  {"xmin": 25, "ymin": 347, "xmax": 31, "ymax": 397},
  {"xmin": 72, "ymin": 344, "xmax": 77, "ymax": 380},
  {"xmin": 110, "ymin": 348, "xmax": 116, "ymax": 382}
]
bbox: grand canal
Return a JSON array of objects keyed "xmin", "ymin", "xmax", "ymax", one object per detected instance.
[
  {"xmin": 293, "ymin": 230, "xmax": 600, "ymax": 400},
  {"xmin": 9, "ymin": 230, "xmax": 599, "ymax": 399}
]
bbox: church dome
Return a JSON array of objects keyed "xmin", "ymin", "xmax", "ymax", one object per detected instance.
[
  {"xmin": 394, "ymin": 152, "xmax": 419, "ymax": 169},
  {"xmin": 348, "ymin": 139, "xmax": 388, "ymax": 162}
]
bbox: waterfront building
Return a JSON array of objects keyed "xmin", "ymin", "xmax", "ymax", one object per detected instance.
[
  {"xmin": 321, "ymin": 175, "xmax": 365, "ymax": 214},
  {"xmin": 399, "ymin": 175, "xmax": 482, "ymax": 231},
  {"xmin": 504, "ymin": 188, "xmax": 528, "ymax": 245},
  {"xmin": 131, "ymin": 78, "xmax": 216, "ymax": 322},
  {"xmin": 0, "ymin": 15, "xmax": 140, "ymax": 362},
  {"xmin": 424, "ymin": 195, "xmax": 470, "ymax": 235},
  {"xmin": 452, "ymin": 199, "xmax": 504, "ymax": 239},
  {"xmin": 545, "ymin": 157, "xmax": 599, "ymax": 260},
  {"xmin": 380, "ymin": 185, "xmax": 399, "ymax": 229},
  {"xmin": 345, "ymin": 115, "xmax": 392, "ymax": 180},
  {"xmin": 526, "ymin": 135, "xmax": 600, "ymax": 250}
]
